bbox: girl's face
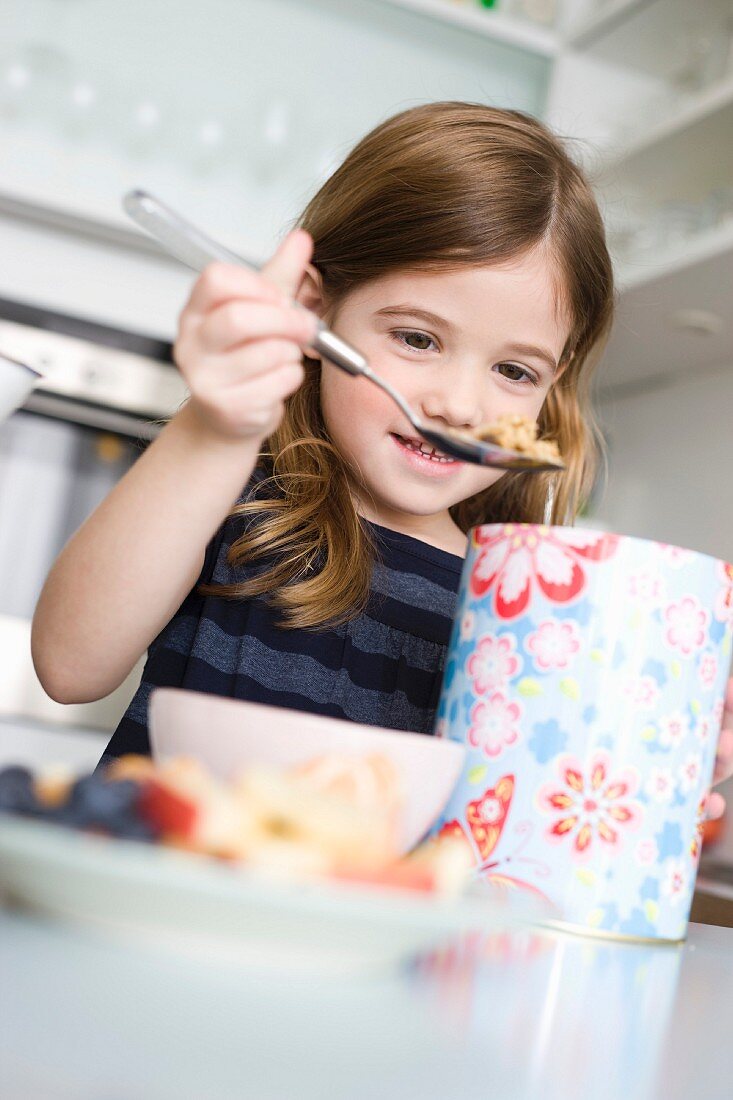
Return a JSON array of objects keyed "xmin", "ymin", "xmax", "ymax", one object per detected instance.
[{"xmin": 312, "ymin": 249, "xmax": 571, "ymax": 552}]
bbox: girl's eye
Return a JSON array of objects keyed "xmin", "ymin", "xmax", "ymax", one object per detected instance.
[
  {"xmin": 495, "ymin": 362, "xmax": 538, "ymax": 386},
  {"xmin": 391, "ymin": 330, "xmax": 437, "ymax": 353}
]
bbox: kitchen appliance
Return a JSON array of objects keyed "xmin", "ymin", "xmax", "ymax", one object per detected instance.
[
  {"xmin": 0, "ymin": 295, "xmax": 186, "ymax": 440},
  {"xmin": 0, "ymin": 350, "xmax": 41, "ymax": 422},
  {"xmin": 0, "ymin": 296, "xmax": 188, "ymax": 732}
]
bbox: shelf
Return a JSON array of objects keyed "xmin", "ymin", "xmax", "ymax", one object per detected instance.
[
  {"xmin": 0, "ymin": 188, "xmax": 170, "ymax": 264},
  {"xmin": 0, "ymin": 125, "xmax": 269, "ymax": 267},
  {"xmin": 375, "ymin": 0, "xmax": 559, "ymax": 56},
  {"xmin": 598, "ymin": 220, "xmax": 733, "ymax": 393},
  {"xmin": 602, "ymin": 75, "xmax": 733, "ymax": 177},
  {"xmin": 616, "ymin": 218, "xmax": 733, "ymax": 292},
  {"xmin": 564, "ymin": 0, "xmax": 656, "ymax": 49},
  {"xmin": 562, "ymin": 0, "xmax": 733, "ymax": 81}
]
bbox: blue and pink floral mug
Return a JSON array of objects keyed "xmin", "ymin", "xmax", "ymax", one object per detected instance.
[{"xmin": 434, "ymin": 524, "xmax": 733, "ymax": 942}]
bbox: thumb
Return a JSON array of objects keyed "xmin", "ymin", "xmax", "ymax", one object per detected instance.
[{"xmin": 261, "ymin": 228, "xmax": 314, "ymax": 300}]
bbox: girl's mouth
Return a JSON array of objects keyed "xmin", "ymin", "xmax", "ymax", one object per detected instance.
[{"xmin": 390, "ymin": 433, "xmax": 461, "ymax": 474}]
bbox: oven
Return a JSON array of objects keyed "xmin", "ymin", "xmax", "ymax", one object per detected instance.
[{"xmin": 0, "ymin": 296, "xmax": 188, "ymax": 733}]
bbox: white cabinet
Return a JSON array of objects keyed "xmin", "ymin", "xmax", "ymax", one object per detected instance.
[
  {"xmin": 0, "ymin": 1, "xmax": 729, "ymax": 377},
  {"xmin": 376, "ymin": 0, "xmax": 559, "ymax": 53},
  {"xmin": 391, "ymin": 2, "xmax": 733, "ymax": 389},
  {"xmin": 0, "ymin": 0, "xmax": 551, "ymax": 275},
  {"xmin": 549, "ymin": 0, "xmax": 733, "ymax": 388}
]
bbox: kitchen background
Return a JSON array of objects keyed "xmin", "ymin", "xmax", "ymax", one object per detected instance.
[{"xmin": 1, "ymin": 0, "xmax": 732, "ymax": 840}]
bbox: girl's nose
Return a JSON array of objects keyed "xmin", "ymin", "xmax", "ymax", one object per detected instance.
[{"xmin": 419, "ymin": 367, "xmax": 483, "ymax": 430}]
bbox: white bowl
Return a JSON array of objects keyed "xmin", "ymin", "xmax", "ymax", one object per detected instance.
[{"xmin": 148, "ymin": 688, "xmax": 465, "ymax": 853}]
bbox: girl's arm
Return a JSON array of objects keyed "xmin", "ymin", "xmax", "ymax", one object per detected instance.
[
  {"xmin": 31, "ymin": 231, "xmax": 317, "ymax": 704},
  {"xmin": 31, "ymin": 404, "xmax": 261, "ymax": 702}
]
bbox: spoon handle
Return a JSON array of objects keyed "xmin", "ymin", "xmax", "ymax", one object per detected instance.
[{"xmin": 123, "ymin": 190, "xmax": 369, "ymax": 378}]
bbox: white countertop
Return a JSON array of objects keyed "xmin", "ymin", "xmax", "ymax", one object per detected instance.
[
  {"xmin": 0, "ymin": 715, "xmax": 107, "ymax": 773},
  {"xmin": 2, "ymin": 907, "xmax": 733, "ymax": 1100},
  {"xmin": 3, "ymin": 714, "xmax": 733, "ymax": 1099}
]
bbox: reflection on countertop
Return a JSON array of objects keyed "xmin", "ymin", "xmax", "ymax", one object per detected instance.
[{"xmin": 3, "ymin": 910, "xmax": 733, "ymax": 1100}]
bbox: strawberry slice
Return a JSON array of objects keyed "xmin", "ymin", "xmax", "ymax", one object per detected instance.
[
  {"xmin": 332, "ymin": 861, "xmax": 437, "ymax": 893},
  {"xmin": 137, "ymin": 779, "xmax": 198, "ymax": 838}
]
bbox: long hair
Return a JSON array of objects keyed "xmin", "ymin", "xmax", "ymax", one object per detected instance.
[{"xmin": 200, "ymin": 102, "xmax": 614, "ymax": 629}]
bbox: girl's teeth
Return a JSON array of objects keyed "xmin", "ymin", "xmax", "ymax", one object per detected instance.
[{"xmin": 399, "ymin": 436, "xmax": 452, "ymax": 462}]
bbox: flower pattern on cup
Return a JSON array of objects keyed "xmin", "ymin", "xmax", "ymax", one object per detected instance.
[
  {"xmin": 691, "ymin": 796, "xmax": 707, "ymax": 861},
  {"xmin": 698, "ymin": 652, "xmax": 718, "ymax": 691},
  {"xmin": 645, "ymin": 766, "xmax": 675, "ymax": 804},
  {"xmin": 526, "ymin": 619, "xmax": 580, "ymax": 672},
  {"xmin": 657, "ymin": 543, "xmax": 694, "ymax": 568},
  {"xmin": 663, "ymin": 595, "xmax": 710, "ymax": 658},
  {"xmin": 536, "ymin": 750, "xmax": 642, "ymax": 860},
  {"xmin": 694, "ymin": 715, "xmax": 713, "ymax": 743},
  {"xmin": 628, "ymin": 569, "xmax": 665, "ymax": 604},
  {"xmin": 470, "ymin": 524, "xmax": 618, "ymax": 620},
  {"xmin": 714, "ymin": 562, "xmax": 733, "ymax": 626},
  {"xmin": 658, "ymin": 710, "xmax": 690, "ymax": 749},
  {"xmin": 661, "ymin": 857, "xmax": 688, "ymax": 906},
  {"xmin": 459, "ymin": 610, "xmax": 476, "ymax": 642},
  {"xmin": 635, "ymin": 837, "xmax": 659, "ymax": 867},
  {"xmin": 623, "ymin": 674, "xmax": 661, "ymax": 710},
  {"xmin": 468, "ymin": 693, "xmax": 522, "ymax": 759},
  {"xmin": 678, "ymin": 752, "xmax": 703, "ymax": 795},
  {"xmin": 466, "ymin": 634, "xmax": 522, "ymax": 694}
]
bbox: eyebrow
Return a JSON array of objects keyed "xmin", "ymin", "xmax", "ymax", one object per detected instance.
[
  {"xmin": 374, "ymin": 306, "xmax": 558, "ymax": 374},
  {"xmin": 374, "ymin": 305, "xmax": 458, "ymax": 336},
  {"xmin": 503, "ymin": 342, "xmax": 558, "ymax": 375}
]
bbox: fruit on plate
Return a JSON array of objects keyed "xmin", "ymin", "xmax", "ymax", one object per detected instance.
[
  {"xmin": 0, "ymin": 755, "xmax": 469, "ymax": 894},
  {"xmin": 290, "ymin": 752, "xmax": 401, "ymax": 816},
  {"xmin": 0, "ymin": 763, "xmax": 157, "ymax": 840}
]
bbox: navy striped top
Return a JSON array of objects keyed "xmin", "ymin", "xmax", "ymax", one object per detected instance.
[{"xmin": 100, "ymin": 474, "xmax": 464, "ymax": 764}]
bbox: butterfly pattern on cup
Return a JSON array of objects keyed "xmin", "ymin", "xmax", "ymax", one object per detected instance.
[{"xmin": 434, "ymin": 774, "xmax": 552, "ymax": 904}]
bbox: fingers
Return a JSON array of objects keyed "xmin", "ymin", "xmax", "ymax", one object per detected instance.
[
  {"xmin": 198, "ymin": 300, "xmax": 316, "ymax": 354},
  {"xmin": 171, "ymin": 229, "xmax": 316, "ymax": 444},
  {"xmin": 193, "ymin": 360, "xmax": 304, "ymax": 439},
  {"xmin": 260, "ymin": 228, "xmax": 314, "ymax": 298},
  {"xmin": 183, "ymin": 262, "xmax": 285, "ymax": 320},
  {"xmin": 725, "ymin": 675, "xmax": 733, "ymax": 713},
  {"xmin": 713, "ymin": 727, "xmax": 733, "ymax": 785},
  {"xmin": 184, "ymin": 229, "xmax": 313, "ymax": 316},
  {"xmin": 182, "ymin": 339, "xmax": 304, "ymax": 392},
  {"xmin": 214, "ymin": 338, "xmax": 304, "ymax": 382},
  {"xmin": 706, "ymin": 791, "xmax": 726, "ymax": 821},
  {"xmin": 224, "ymin": 359, "xmax": 305, "ymax": 409}
]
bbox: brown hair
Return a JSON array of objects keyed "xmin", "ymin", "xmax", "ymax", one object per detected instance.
[{"xmin": 200, "ymin": 102, "xmax": 614, "ymax": 628}]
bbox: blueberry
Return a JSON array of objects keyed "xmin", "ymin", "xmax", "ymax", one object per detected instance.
[
  {"xmin": 67, "ymin": 775, "xmax": 141, "ymax": 826},
  {"xmin": 109, "ymin": 816, "xmax": 157, "ymax": 842},
  {"xmin": 0, "ymin": 766, "xmax": 41, "ymax": 816},
  {"xmin": 47, "ymin": 800, "xmax": 91, "ymax": 827}
]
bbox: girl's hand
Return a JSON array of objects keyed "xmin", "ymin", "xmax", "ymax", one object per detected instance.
[
  {"xmin": 707, "ymin": 677, "xmax": 733, "ymax": 820},
  {"xmin": 173, "ymin": 229, "xmax": 318, "ymax": 444}
]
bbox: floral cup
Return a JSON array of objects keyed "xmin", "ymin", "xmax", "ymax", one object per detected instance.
[{"xmin": 433, "ymin": 524, "xmax": 733, "ymax": 942}]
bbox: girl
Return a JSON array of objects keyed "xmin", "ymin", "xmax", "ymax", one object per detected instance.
[{"xmin": 30, "ymin": 102, "xmax": 733, "ymax": 798}]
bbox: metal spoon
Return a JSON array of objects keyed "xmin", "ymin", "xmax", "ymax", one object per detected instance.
[{"xmin": 123, "ymin": 190, "xmax": 564, "ymax": 473}]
